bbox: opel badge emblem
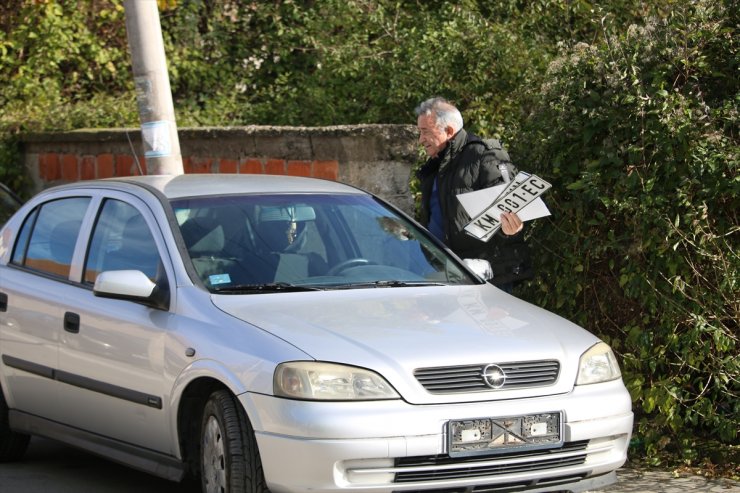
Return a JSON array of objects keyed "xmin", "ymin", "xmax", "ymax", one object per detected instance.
[{"xmin": 482, "ymin": 364, "xmax": 506, "ymax": 389}]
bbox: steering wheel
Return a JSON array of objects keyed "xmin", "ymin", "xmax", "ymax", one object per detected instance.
[{"xmin": 326, "ymin": 258, "xmax": 373, "ymax": 275}]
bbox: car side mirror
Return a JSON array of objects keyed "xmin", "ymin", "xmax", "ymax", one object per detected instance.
[
  {"xmin": 93, "ymin": 270, "xmax": 169, "ymax": 310},
  {"xmin": 463, "ymin": 258, "xmax": 494, "ymax": 281}
]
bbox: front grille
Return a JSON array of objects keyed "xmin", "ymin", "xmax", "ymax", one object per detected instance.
[
  {"xmin": 394, "ymin": 440, "xmax": 588, "ymax": 483},
  {"xmin": 414, "ymin": 360, "xmax": 560, "ymax": 393}
]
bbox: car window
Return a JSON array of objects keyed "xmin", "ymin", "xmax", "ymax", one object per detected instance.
[
  {"xmin": 84, "ymin": 199, "xmax": 162, "ymax": 284},
  {"xmin": 171, "ymin": 194, "xmax": 475, "ymax": 291},
  {"xmin": 12, "ymin": 197, "xmax": 90, "ymax": 279},
  {"xmin": 333, "ymin": 203, "xmax": 438, "ymax": 275}
]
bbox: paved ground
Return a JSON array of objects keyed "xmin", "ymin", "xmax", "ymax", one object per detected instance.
[
  {"xmin": 602, "ymin": 468, "xmax": 740, "ymax": 492},
  {"xmin": 0, "ymin": 437, "xmax": 737, "ymax": 492}
]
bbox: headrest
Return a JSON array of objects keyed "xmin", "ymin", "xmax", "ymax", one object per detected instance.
[{"xmin": 49, "ymin": 219, "xmax": 82, "ymax": 264}]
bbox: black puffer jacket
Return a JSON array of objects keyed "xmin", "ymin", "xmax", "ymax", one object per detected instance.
[{"xmin": 416, "ymin": 129, "xmax": 533, "ymax": 286}]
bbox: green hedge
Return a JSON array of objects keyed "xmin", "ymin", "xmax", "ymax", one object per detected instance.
[
  {"xmin": 0, "ymin": 0, "xmax": 136, "ymax": 195},
  {"xmin": 513, "ymin": 0, "xmax": 738, "ymax": 468}
]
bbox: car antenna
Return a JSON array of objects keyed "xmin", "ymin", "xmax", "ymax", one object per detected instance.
[{"xmin": 125, "ymin": 129, "xmax": 145, "ymax": 176}]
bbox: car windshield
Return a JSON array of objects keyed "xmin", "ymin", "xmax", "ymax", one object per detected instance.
[{"xmin": 171, "ymin": 194, "xmax": 478, "ymax": 292}]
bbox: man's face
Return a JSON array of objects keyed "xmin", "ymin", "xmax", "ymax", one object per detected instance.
[{"xmin": 417, "ymin": 114, "xmax": 452, "ymax": 158}]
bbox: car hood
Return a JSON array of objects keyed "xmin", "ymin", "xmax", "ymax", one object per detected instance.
[{"xmin": 211, "ymin": 284, "xmax": 600, "ymax": 404}]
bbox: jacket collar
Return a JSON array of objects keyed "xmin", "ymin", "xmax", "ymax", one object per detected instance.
[
  {"xmin": 437, "ymin": 128, "xmax": 469, "ymax": 174},
  {"xmin": 448, "ymin": 128, "xmax": 469, "ymax": 157}
]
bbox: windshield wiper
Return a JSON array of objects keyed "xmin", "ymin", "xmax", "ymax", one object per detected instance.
[
  {"xmin": 334, "ymin": 280, "xmax": 446, "ymax": 290},
  {"xmin": 212, "ymin": 282, "xmax": 324, "ymax": 293}
]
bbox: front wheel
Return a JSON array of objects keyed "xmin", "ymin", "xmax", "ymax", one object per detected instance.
[{"xmin": 200, "ymin": 389, "xmax": 268, "ymax": 493}]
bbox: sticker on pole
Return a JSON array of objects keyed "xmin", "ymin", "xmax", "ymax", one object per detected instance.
[
  {"xmin": 463, "ymin": 174, "xmax": 552, "ymax": 242},
  {"xmin": 142, "ymin": 120, "xmax": 172, "ymax": 158}
]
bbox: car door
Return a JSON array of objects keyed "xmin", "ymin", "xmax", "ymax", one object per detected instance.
[
  {"xmin": 54, "ymin": 193, "xmax": 176, "ymax": 454},
  {"xmin": 0, "ymin": 195, "xmax": 91, "ymax": 422}
]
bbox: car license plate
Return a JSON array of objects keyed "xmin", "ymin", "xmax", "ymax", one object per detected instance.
[{"xmin": 448, "ymin": 412, "xmax": 563, "ymax": 456}]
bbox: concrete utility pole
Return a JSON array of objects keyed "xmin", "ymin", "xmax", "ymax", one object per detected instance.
[{"xmin": 124, "ymin": 0, "xmax": 183, "ymax": 175}]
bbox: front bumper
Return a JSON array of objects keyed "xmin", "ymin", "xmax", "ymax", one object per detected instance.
[{"xmin": 241, "ymin": 379, "xmax": 633, "ymax": 493}]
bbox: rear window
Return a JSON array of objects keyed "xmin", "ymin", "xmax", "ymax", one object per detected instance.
[{"xmin": 12, "ymin": 197, "xmax": 90, "ymax": 279}]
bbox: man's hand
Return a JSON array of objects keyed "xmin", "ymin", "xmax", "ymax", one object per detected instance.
[{"xmin": 500, "ymin": 212, "xmax": 524, "ymax": 235}]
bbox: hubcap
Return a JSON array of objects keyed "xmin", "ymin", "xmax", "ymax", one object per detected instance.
[{"xmin": 202, "ymin": 415, "xmax": 226, "ymax": 493}]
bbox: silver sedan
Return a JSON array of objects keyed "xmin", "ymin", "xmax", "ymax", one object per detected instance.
[{"xmin": 0, "ymin": 174, "xmax": 633, "ymax": 493}]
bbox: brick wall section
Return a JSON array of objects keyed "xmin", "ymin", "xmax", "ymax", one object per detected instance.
[
  {"xmin": 21, "ymin": 124, "xmax": 418, "ymax": 213},
  {"xmin": 37, "ymin": 152, "xmax": 341, "ymax": 180},
  {"xmin": 176, "ymin": 156, "xmax": 337, "ymax": 178},
  {"xmin": 97, "ymin": 154, "xmax": 115, "ymax": 178}
]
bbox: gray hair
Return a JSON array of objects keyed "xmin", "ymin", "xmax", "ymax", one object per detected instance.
[{"xmin": 414, "ymin": 97, "xmax": 464, "ymax": 133}]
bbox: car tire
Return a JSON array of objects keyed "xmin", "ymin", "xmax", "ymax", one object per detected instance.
[
  {"xmin": 200, "ymin": 389, "xmax": 268, "ymax": 493},
  {"xmin": 0, "ymin": 386, "xmax": 30, "ymax": 462}
]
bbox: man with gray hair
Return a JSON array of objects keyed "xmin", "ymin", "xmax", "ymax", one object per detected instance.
[{"xmin": 415, "ymin": 96, "xmax": 532, "ymax": 292}]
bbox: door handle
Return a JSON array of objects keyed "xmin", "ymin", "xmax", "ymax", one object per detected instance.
[{"xmin": 64, "ymin": 312, "xmax": 80, "ymax": 333}]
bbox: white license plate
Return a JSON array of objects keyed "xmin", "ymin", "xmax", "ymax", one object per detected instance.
[{"xmin": 448, "ymin": 412, "xmax": 563, "ymax": 456}]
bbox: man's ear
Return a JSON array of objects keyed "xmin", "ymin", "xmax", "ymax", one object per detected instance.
[{"xmin": 444, "ymin": 125, "xmax": 456, "ymax": 139}]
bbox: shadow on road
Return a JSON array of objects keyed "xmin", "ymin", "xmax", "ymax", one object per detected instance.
[{"xmin": 0, "ymin": 436, "xmax": 198, "ymax": 493}]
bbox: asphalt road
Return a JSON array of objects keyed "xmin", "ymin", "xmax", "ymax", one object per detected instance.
[
  {"xmin": 0, "ymin": 436, "xmax": 196, "ymax": 493},
  {"xmin": 0, "ymin": 436, "xmax": 738, "ymax": 493}
]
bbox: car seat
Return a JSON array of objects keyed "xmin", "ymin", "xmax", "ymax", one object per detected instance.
[
  {"xmin": 104, "ymin": 214, "xmax": 160, "ymax": 281},
  {"xmin": 254, "ymin": 206, "xmax": 326, "ymax": 282},
  {"xmin": 45, "ymin": 219, "xmax": 82, "ymax": 277},
  {"xmin": 180, "ymin": 207, "xmax": 274, "ymax": 286}
]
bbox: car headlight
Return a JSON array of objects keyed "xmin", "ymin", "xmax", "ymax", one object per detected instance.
[
  {"xmin": 576, "ymin": 342, "xmax": 622, "ymax": 385},
  {"xmin": 274, "ymin": 361, "xmax": 400, "ymax": 401}
]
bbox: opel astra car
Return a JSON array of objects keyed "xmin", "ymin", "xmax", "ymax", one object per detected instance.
[{"xmin": 0, "ymin": 174, "xmax": 633, "ymax": 493}]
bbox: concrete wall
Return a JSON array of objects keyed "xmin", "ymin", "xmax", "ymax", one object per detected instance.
[{"xmin": 20, "ymin": 124, "xmax": 420, "ymax": 214}]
